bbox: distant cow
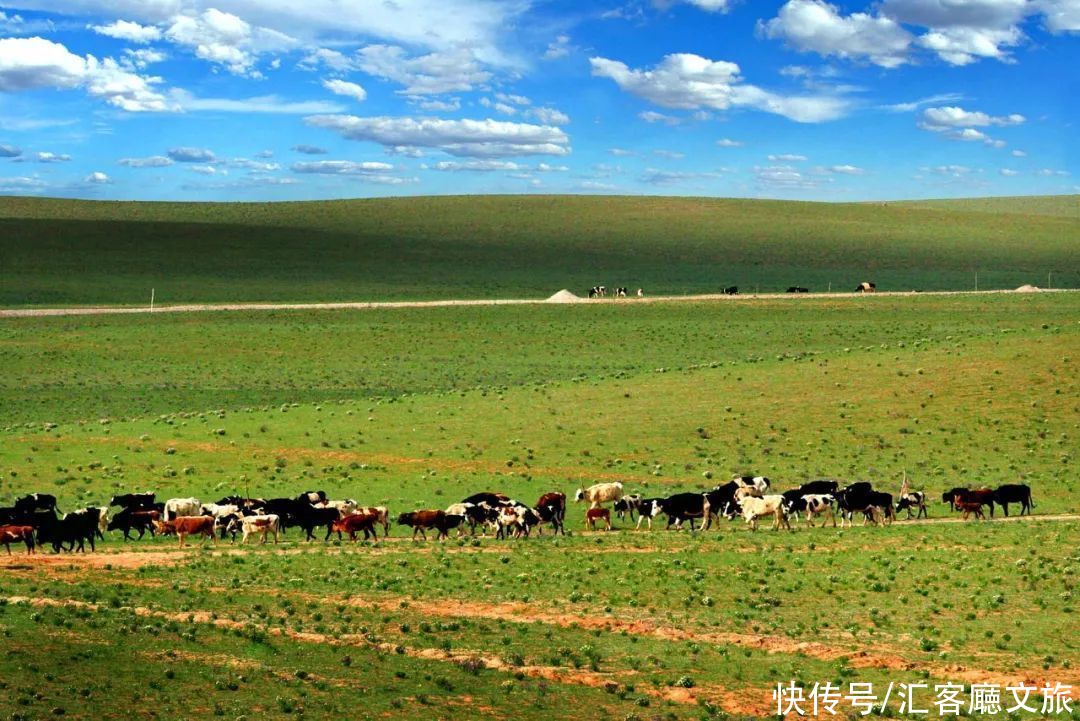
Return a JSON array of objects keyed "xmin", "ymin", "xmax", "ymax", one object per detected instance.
[
  {"xmin": 534, "ymin": 502, "xmax": 565, "ymax": 535},
  {"xmin": 574, "ymin": 482, "xmax": 623, "ymax": 509},
  {"xmin": 0, "ymin": 525, "xmax": 35, "ymax": 555},
  {"xmin": 108, "ymin": 509, "xmax": 160, "ymax": 540},
  {"xmin": 944, "ymin": 488, "xmax": 995, "ymax": 518},
  {"xmin": 733, "ymin": 476, "xmax": 771, "ymax": 493},
  {"xmin": 154, "ymin": 516, "xmax": 216, "ymax": 547},
  {"xmin": 585, "ymin": 508, "xmax": 611, "ymax": 531},
  {"xmin": 298, "ymin": 490, "xmax": 328, "ymax": 505},
  {"xmin": 856, "ymin": 282, "xmax": 876, "ymax": 293},
  {"xmin": 36, "ymin": 512, "xmax": 99, "ymax": 553},
  {"xmin": 110, "ymin": 492, "xmax": 155, "ymax": 510},
  {"xmin": 741, "ymin": 495, "xmax": 791, "ymax": 531},
  {"xmin": 655, "ymin": 492, "xmax": 708, "ymax": 531},
  {"xmin": 956, "ymin": 499, "xmax": 987, "ymax": 520},
  {"xmin": 724, "ymin": 286, "xmax": 738, "ymax": 295},
  {"xmin": 787, "ymin": 286, "xmax": 809, "ymax": 293},
  {"xmin": 535, "ymin": 492, "xmax": 566, "ymax": 523},
  {"xmin": 994, "ymin": 484, "xmax": 1033, "ymax": 517},
  {"xmin": 64, "ymin": 507, "xmax": 109, "ymax": 540},
  {"xmin": 461, "ymin": 492, "xmax": 509, "ymax": 506},
  {"xmin": 14, "ymin": 493, "xmax": 60, "ymax": 515},
  {"xmin": 397, "ymin": 510, "xmax": 446, "ymax": 540},
  {"xmin": 163, "ymin": 497, "xmax": 201, "ymax": 521},
  {"xmin": 896, "ymin": 492, "xmax": 928, "ymax": 519},
  {"xmin": 331, "ymin": 512, "xmax": 379, "ymax": 542},
  {"xmin": 613, "ymin": 494, "xmax": 641, "ymax": 521},
  {"xmin": 635, "ymin": 497, "xmax": 667, "ymax": 530}
]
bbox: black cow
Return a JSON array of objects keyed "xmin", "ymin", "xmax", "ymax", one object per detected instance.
[
  {"xmin": 703, "ymin": 482, "xmax": 741, "ymax": 526},
  {"xmin": 994, "ymin": 484, "xmax": 1034, "ymax": 517},
  {"xmin": 943, "ymin": 488, "xmax": 995, "ymax": 518},
  {"xmin": 36, "ymin": 512, "xmax": 98, "ymax": 553},
  {"xmin": 292, "ymin": 503, "xmax": 339, "ymax": 541},
  {"xmin": 941, "ymin": 487, "xmax": 968, "ymax": 511},
  {"xmin": 724, "ymin": 286, "xmax": 738, "ymax": 295},
  {"xmin": 14, "ymin": 493, "xmax": 60, "ymax": 515},
  {"xmin": 656, "ymin": 493, "xmax": 708, "ymax": 531},
  {"xmin": 787, "ymin": 286, "xmax": 809, "ymax": 293},
  {"xmin": 835, "ymin": 486, "xmax": 894, "ymax": 526},
  {"xmin": 535, "ymin": 503, "xmax": 565, "ymax": 535},
  {"xmin": 297, "ymin": 490, "xmax": 327, "ymax": 505},
  {"xmin": 461, "ymin": 492, "xmax": 509, "ymax": 506},
  {"xmin": 799, "ymin": 480, "xmax": 840, "ymax": 496},
  {"xmin": 109, "ymin": 492, "xmax": 155, "ymax": 510},
  {"xmin": 108, "ymin": 508, "xmax": 160, "ymax": 540},
  {"xmin": 634, "ymin": 497, "xmax": 668, "ymax": 529}
]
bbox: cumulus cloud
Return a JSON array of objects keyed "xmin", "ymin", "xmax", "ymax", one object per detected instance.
[
  {"xmin": 428, "ymin": 159, "xmax": 522, "ymax": 171},
  {"xmin": 290, "ymin": 159, "xmax": 414, "ymax": 184},
  {"xmin": 322, "ymin": 78, "xmax": 366, "ymax": 102},
  {"xmin": 84, "ymin": 170, "xmax": 110, "ymax": 183},
  {"xmin": 639, "ymin": 110, "xmax": 682, "ymax": 125},
  {"xmin": 828, "ymin": 164, "xmax": 865, "ymax": 174},
  {"xmin": 0, "ymin": 37, "xmax": 172, "ymax": 111},
  {"xmin": 168, "ymin": 89, "xmax": 342, "ymax": 114},
  {"xmin": 291, "ymin": 144, "xmax": 327, "ymax": 154},
  {"xmin": 122, "ymin": 48, "xmax": 167, "ymax": 69},
  {"xmin": 165, "ymin": 8, "xmax": 295, "ymax": 76},
  {"xmin": 920, "ymin": 105, "xmax": 1025, "ymax": 128},
  {"xmin": 543, "ymin": 34, "xmax": 571, "ymax": 60},
  {"xmin": 305, "ymin": 115, "xmax": 571, "ymax": 158},
  {"xmin": 0, "ymin": 143, "xmax": 21, "ymax": 157},
  {"xmin": 1038, "ymin": 0, "xmax": 1080, "ymax": 32},
  {"xmin": 34, "ymin": 151, "xmax": 72, "ymax": 162},
  {"xmin": 760, "ymin": 0, "xmax": 913, "ymax": 68},
  {"xmin": 641, "ymin": 168, "xmax": 722, "ymax": 185},
  {"xmin": 768, "ymin": 153, "xmax": 807, "ymax": 161},
  {"xmin": 90, "ymin": 19, "xmax": 162, "ymax": 43},
  {"xmin": 880, "ymin": 92, "xmax": 964, "ymax": 112},
  {"xmin": 119, "ymin": 155, "xmax": 173, "ymax": 167},
  {"xmin": 1000, "ymin": 168, "xmax": 1019, "ymax": 176},
  {"xmin": 590, "ymin": 53, "xmax": 850, "ymax": 123},
  {"xmin": 357, "ymin": 44, "xmax": 491, "ymax": 95},
  {"xmin": 167, "ymin": 146, "xmax": 215, "ymax": 162},
  {"xmin": 526, "ymin": 107, "xmax": 570, "ymax": 125},
  {"xmin": 716, "ymin": 138, "xmax": 743, "ymax": 147}
]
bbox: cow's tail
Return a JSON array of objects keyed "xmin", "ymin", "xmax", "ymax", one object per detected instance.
[{"xmin": 1029, "ymin": 490, "xmax": 1035, "ymax": 509}]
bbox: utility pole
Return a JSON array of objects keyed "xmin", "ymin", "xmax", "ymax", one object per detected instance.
[
  {"xmin": 150, "ymin": 288, "xmax": 155, "ymax": 312},
  {"xmin": 974, "ymin": 271, "xmax": 978, "ymax": 292}
]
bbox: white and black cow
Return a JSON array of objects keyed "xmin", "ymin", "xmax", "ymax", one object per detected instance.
[{"xmin": 896, "ymin": 491, "xmax": 928, "ymax": 519}]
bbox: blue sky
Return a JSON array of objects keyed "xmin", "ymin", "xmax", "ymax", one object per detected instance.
[{"xmin": 0, "ymin": 0, "xmax": 1076, "ymax": 201}]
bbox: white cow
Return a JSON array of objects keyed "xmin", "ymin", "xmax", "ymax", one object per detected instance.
[
  {"xmin": 323, "ymin": 499, "xmax": 359, "ymax": 518},
  {"xmin": 163, "ymin": 497, "xmax": 201, "ymax": 521},
  {"xmin": 573, "ymin": 482, "xmax": 623, "ymax": 509},
  {"xmin": 232, "ymin": 514, "xmax": 280, "ymax": 544},
  {"xmin": 200, "ymin": 503, "xmax": 240, "ymax": 519},
  {"xmin": 741, "ymin": 495, "xmax": 791, "ymax": 531}
]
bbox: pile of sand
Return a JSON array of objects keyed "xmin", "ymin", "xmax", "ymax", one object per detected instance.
[
  {"xmin": 1015, "ymin": 285, "xmax": 1042, "ymax": 293},
  {"xmin": 546, "ymin": 289, "xmax": 582, "ymax": 303}
]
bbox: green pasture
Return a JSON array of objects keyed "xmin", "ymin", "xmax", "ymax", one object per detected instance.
[{"xmin": 1, "ymin": 194, "xmax": 1077, "ymax": 306}]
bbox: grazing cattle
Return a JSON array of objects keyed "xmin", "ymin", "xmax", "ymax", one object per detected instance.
[
  {"xmin": 735, "ymin": 486, "xmax": 763, "ymax": 502},
  {"xmin": 733, "ymin": 476, "xmax": 771, "ymax": 493},
  {"xmin": 255, "ymin": 498, "xmax": 301, "ymax": 528},
  {"xmin": 956, "ymin": 499, "xmax": 987, "ymax": 520},
  {"xmin": 835, "ymin": 486, "xmax": 895, "ymax": 527},
  {"xmin": 741, "ymin": 495, "xmax": 791, "ymax": 531},
  {"xmin": 613, "ymin": 494, "xmax": 641, "ymax": 521},
  {"xmin": 724, "ymin": 286, "xmax": 738, "ymax": 295},
  {"xmin": 787, "ymin": 286, "xmax": 809, "ymax": 293},
  {"xmin": 331, "ymin": 512, "xmax": 379, "ymax": 542},
  {"xmin": 495, "ymin": 504, "xmax": 540, "ymax": 539},
  {"xmin": 323, "ymin": 499, "xmax": 359, "ymax": 518},
  {"xmin": 896, "ymin": 492, "xmax": 928, "ymax": 519},
  {"xmin": 856, "ymin": 281, "xmax": 877, "ymax": 292},
  {"xmin": 215, "ymin": 496, "xmax": 265, "ymax": 512},
  {"xmin": 534, "ymin": 502, "xmax": 565, "ymax": 535},
  {"xmin": 945, "ymin": 488, "xmax": 995, "ymax": 518},
  {"xmin": 785, "ymin": 494, "xmax": 836, "ymax": 528},
  {"xmin": 109, "ymin": 492, "xmax": 155, "ymax": 510},
  {"xmin": 154, "ymin": 516, "xmax": 216, "ymax": 548},
  {"xmin": 461, "ymin": 492, "xmax": 509, "ymax": 507},
  {"xmin": 355, "ymin": 506, "xmax": 390, "ymax": 536},
  {"xmin": 655, "ymin": 492, "xmax": 708, "ymax": 531},
  {"xmin": 574, "ymin": 482, "xmax": 623, "ymax": 509},
  {"xmin": 585, "ymin": 508, "xmax": 611, "ymax": 531},
  {"xmin": 64, "ymin": 507, "xmax": 109, "ymax": 540},
  {"xmin": 636, "ymin": 288, "xmax": 644, "ymax": 297},
  {"xmin": 635, "ymin": 498, "xmax": 667, "ymax": 529},
  {"xmin": 994, "ymin": 484, "xmax": 1034, "ymax": 517},
  {"xmin": 200, "ymin": 503, "xmax": 240, "ymax": 520},
  {"xmin": 14, "ymin": 493, "xmax": 60, "ymax": 515},
  {"xmin": 397, "ymin": 510, "xmax": 446, "ymax": 540},
  {"xmin": 292, "ymin": 504, "xmax": 341, "ymax": 541},
  {"xmin": 163, "ymin": 497, "xmax": 201, "ymax": 521},
  {"xmin": 298, "ymin": 490, "xmax": 328, "ymax": 505},
  {"xmin": 36, "ymin": 512, "xmax": 99, "ymax": 553},
  {"xmin": 108, "ymin": 509, "xmax": 160, "ymax": 540},
  {"xmin": 799, "ymin": 480, "xmax": 840, "ymax": 496},
  {"xmin": 615, "ymin": 287, "xmax": 628, "ymax": 298},
  {"xmin": 0, "ymin": 525, "xmax": 35, "ymax": 555},
  {"xmin": 941, "ymin": 487, "xmax": 969, "ymax": 511},
  {"xmin": 230, "ymin": 514, "xmax": 281, "ymax": 544},
  {"xmin": 535, "ymin": 492, "xmax": 566, "ymax": 523}
]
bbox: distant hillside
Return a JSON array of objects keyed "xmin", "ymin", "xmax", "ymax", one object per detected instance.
[
  {"xmin": 892, "ymin": 194, "xmax": 1079, "ymax": 218},
  {"xmin": 1, "ymin": 194, "xmax": 1076, "ymax": 306}
]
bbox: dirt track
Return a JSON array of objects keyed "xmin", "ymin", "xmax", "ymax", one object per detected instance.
[{"xmin": 0, "ymin": 288, "xmax": 1074, "ymax": 319}]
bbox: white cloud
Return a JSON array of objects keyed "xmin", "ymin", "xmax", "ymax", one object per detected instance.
[
  {"xmin": 753, "ymin": 164, "xmax": 828, "ymax": 190},
  {"xmin": 122, "ymin": 48, "xmax": 167, "ymax": 69},
  {"xmin": 1010, "ymin": 149, "xmax": 1027, "ymax": 157},
  {"xmin": 291, "ymin": 144, "xmax": 327, "ymax": 154},
  {"xmin": 428, "ymin": 160, "xmax": 522, "ymax": 171},
  {"xmin": 306, "ymin": 115, "xmax": 571, "ymax": 158},
  {"xmin": 34, "ymin": 151, "xmax": 72, "ymax": 162},
  {"xmin": 298, "ymin": 48, "xmax": 357, "ymax": 73},
  {"xmin": 410, "ymin": 96, "xmax": 461, "ymax": 112},
  {"xmin": 165, "ymin": 8, "xmax": 295, "ymax": 76},
  {"xmin": 677, "ymin": 0, "xmax": 733, "ymax": 11},
  {"xmin": 0, "ymin": 37, "xmax": 172, "ymax": 111},
  {"xmin": 639, "ymin": 110, "xmax": 682, "ymax": 125},
  {"xmin": 880, "ymin": 92, "xmax": 964, "ymax": 112},
  {"xmin": 920, "ymin": 105, "xmax": 1025, "ymax": 128},
  {"xmin": 90, "ymin": 19, "xmax": 162, "ymax": 43},
  {"xmin": 119, "ymin": 155, "xmax": 173, "ymax": 167},
  {"xmin": 0, "ymin": 143, "xmax": 21, "ymax": 157},
  {"xmin": 768, "ymin": 153, "xmax": 807, "ymax": 161},
  {"xmin": 168, "ymin": 146, "xmax": 215, "ymax": 162},
  {"xmin": 188, "ymin": 164, "xmax": 220, "ymax": 175},
  {"xmin": 999, "ymin": 168, "xmax": 1019, "ymax": 176},
  {"xmin": 543, "ymin": 34, "xmax": 571, "ymax": 60},
  {"xmin": 290, "ymin": 159, "xmax": 414, "ymax": 184},
  {"xmin": 169, "ymin": 89, "xmax": 343, "ymax": 114},
  {"xmin": 84, "ymin": 171, "xmax": 110, "ymax": 183},
  {"xmin": 1036, "ymin": 168, "xmax": 1070, "ymax": 176},
  {"xmin": 526, "ymin": 107, "xmax": 569, "ymax": 125},
  {"xmin": 357, "ymin": 44, "xmax": 491, "ymax": 95},
  {"xmin": 1038, "ymin": 0, "xmax": 1080, "ymax": 32},
  {"xmin": 916, "ymin": 25, "xmax": 1023, "ymax": 65},
  {"xmin": 760, "ymin": 0, "xmax": 913, "ymax": 68},
  {"xmin": 641, "ymin": 168, "xmax": 722, "ymax": 185},
  {"xmin": 609, "ymin": 148, "xmax": 635, "ymax": 156},
  {"xmin": 716, "ymin": 138, "xmax": 743, "ymax": 147},
  {"xmin": 590, "ymin": 53, "xmax": 850, "ymax": 123},
  {"xmin": 322, "ymin": 78, "xmax": 366, "ymax": 102},
  {"xmin": 926, "ymin": 164, "xmax": 974, "ymax": 176},
  {"xmin": 229, "ymin": 158, "xmax": 280, "ymax": 172},
  {"xmin": 0, "ymin": 175, "xmax": 47, "ymax": 192},
  {"xmin": 653, "ymin": 149, "xmax": 685, "ymax": 159},
  {"xmin": 828, "ymin": 164, "xmax": 864, "ymax": 174}
]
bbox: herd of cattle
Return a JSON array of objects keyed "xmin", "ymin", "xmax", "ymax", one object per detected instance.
[
  {"xmin": 587, "ymin": 283, "xmax": 877, "ymax": 298},
  {"xmin": 0, "ymin": 478, "xmax": 1036, "ymax": 554}
]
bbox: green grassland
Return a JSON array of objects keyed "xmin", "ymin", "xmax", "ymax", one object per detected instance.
[
  {"xmin": 1, "ymin": 194, "xmax": 1077, "ymax": 306},
  {"xmin": 2, "ymin": 291, "xmax": 1079, "ymax": 720},
  {"xmin": 895, "ymin": 195, "xmax": 1080, "ymax": 218}
]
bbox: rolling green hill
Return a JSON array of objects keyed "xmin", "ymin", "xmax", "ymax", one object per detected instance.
[{"xmin": 1, "ymin": 194, "xmax": 1077, "ymax": 306}]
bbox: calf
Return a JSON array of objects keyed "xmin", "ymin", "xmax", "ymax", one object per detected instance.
[
  {"xmin": 734, "ymin": 476, "xmax": 771, "ymax": 493},
  {"xmin": 788, "ymin": 494, "xmax": 836, "ymax": 528},
  {"xmin": 956, "ymin": 499, "xmax": 987, "ymax": 520},
  {"xmin": 994, "ymin": 484, "xmax": 1033, "ymax": 517},
  {"xmin": 0, "ymin": 525, "xmax": 35, "ymax": 555},
  {"xmin": 741, "ymin": 495, "xmax": 791, "ymax": 531},
  {"xmin": 896, "ymin": 491, "xmax": 928, "ymax": 519},
  {"xmin": 154, "ymin": 516, "xmax": 217, "ymax": 547},
  {"xmin": 437, "ymin": 513, "xmax": 468, "ymax": 540},
  {"xmin": 948, "ymin": 488, "xmax": 995, "ymax": 518},
  {"xmin": 635, "ymin": 498, "xmax": 667, "ymax": 529},
  {"xmin": 331, "ymin": 512, "xmax": 379, "ymax": 542},
  {"xmin": 236, "ymin": 514, "xmax": 281, "ymax": 544},
  {"xmin": 941, "ymin": 487, "xmax": 969, "ymax": 511},
  {"xmin": 397, "ymin": 510, "xmax": 445, "ymax": 540},
  {"xmin": 585, "ymin": 507, "xmax": 611, "ymax": 531},
  {"xmin": 108, "ymin": 509, "xmax": 160, "ymax": 540},
  {"xmin": 856, "ymin": 281, "xmax": 876, "ymax": 292}
]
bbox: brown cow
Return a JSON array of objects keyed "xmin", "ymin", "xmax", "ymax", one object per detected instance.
[
  {"xmin": 0, "ymin": 525, "xmax": 35, "ymax": 555},
  {"xmin": 154, "ymin": 516, "xmax": 217, "ymax": 547},
  {"xmin": 536, "ymin": 492, "xmax": 566, "ymax": 522},
  {"xmin": 585, "ymin": 508, "xmax": 611, "ymax": 531},
  {"xmin": 332, "ymin": 512, "xmax": 379, "ymax": 542},
  {"xmin": 396, "ymin": 510, "xmax": 445, "ymax": 540},
  {"xmin": 956, "ymin": 499, "xmax": 987, "ymax": 520},
  {"xmin": 951, "ymin": 488, "xmax": 995, "ymax": 518}
]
